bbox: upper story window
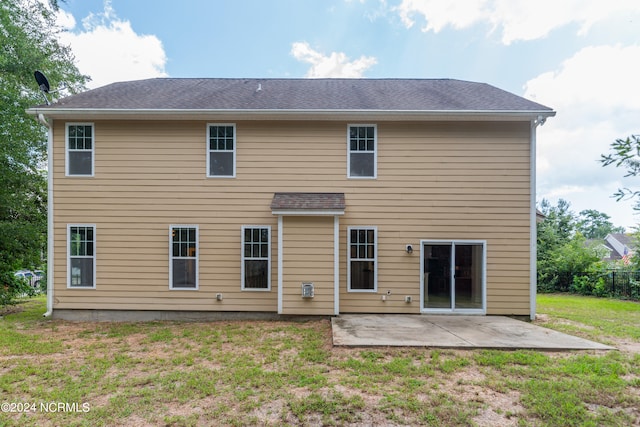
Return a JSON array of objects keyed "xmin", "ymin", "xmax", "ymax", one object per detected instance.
[
  {"xmin": 348, "ymin": 124, "xmax": 376, "ymax": 178},
  {"xmin": 170, "ymin": 225, "xmax": 198, "ymax": 290},
  {"xmin": 207, "ymin": 124, "xmax": 236, "ymax": 178},
  {"xmin": 66, "ymin": 123, "xmax": 94, "ymax": 176}
]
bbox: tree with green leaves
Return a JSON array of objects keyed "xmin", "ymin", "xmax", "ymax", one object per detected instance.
[
  {"xmin": 0, "ymin": 0, "xmax": 87, "ymax": 305},
  {"xmin": 576, "ymin": 209, "xmax": 625, "ymax": 239},
  {"xmin": 537, "ymin": 198, "xmax": 575, "ymax": 251},
  {"xmin": 601, "ymin": 134, "xmax": 640, "ymax": 208},
  {"xmin": 537, "ymin": 199, "xmax": 575, "ymax": 291},
  {"xmin": 536, "ymin": 199, "xmax": 607, "ymax": 293}
]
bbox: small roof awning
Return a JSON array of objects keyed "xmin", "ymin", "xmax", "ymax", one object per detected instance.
[{"xmin": 271, "ymin": 192, "xmax": 345, "ymax": 216}]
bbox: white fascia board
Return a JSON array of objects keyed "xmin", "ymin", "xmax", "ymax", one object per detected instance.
[
  {"xmin": 26, "ymin": 107, "xmax": 556, "ymax": 122},
  {"xmin": 271, "ymin": 209, "xmax": 345, "ymax": 216}
]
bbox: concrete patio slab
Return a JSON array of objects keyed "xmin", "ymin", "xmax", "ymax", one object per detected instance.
[{"xmin": 331, "ymin": 314, "xmax": 614, "ymax": 350}]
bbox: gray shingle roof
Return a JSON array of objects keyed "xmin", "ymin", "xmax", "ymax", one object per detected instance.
[
  {"xmin": 609, "ymin": 233, "xmax": 633, "ymax": 247},
  {"xmin": 271, "ymin": 192, "xmax": 346, "ymax": 211},
  {"xmin": 37, "ymin": 78, "xmax": 553, "ymax": 113}
]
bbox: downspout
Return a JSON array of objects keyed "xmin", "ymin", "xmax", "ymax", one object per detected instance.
[
  {"xmin": 333, "ymin": 215, "xmax": 339, "ymax": 315},
  {"xmin": 38, "ymin": 114, "xmax": 54, "ymax": 318},
  {"xmin": 277, "ymin": 215, "xmax": 283, "ymax": 314},
  {"xmin": 529, "ymin": 115, "xmax": 546, "ymax": 321}
]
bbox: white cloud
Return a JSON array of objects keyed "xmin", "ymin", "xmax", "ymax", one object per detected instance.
[
  {"xmin": 55, "ymin": 8, "xmax": 76, "ymax": 30},
  {"xmin": 57, "ymin": 0, "xmax": 167, "ymax": 88},
  {"xmin": 291, "ymin": 42, "xmax": 377, "ymax": 78},
  {"xmin": 526, "ymin": 44, "xmax": 640, "ymax": 227},
  {"xmin": 396, "ymin": 0, "xmax": 640, "ymax": 44},
  {"xmin": 526, "ymin": 45, "xmax": 640, "ymax": 121},
  {"xmin": 396, "ymin": 0, "xmax": 488, "ymax": 33},
  {"xmin": 543, "ymin": 185, "xmax": 586, "ymax": 199}
]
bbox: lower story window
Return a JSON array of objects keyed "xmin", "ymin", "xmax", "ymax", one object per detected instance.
[
  {"xmin": 68, "ymin": 225, "xmax": 96, "ymax": 288},
  {"xmin": 242, "ymin": 226, "xmax": 270, "ymax": 290},
  {"xmin": 348, "ymin": 227, "xmax": 377, "ymax": 291},
  {"xmin": 170, "ymin": 225, "xmax": 198, "ymax": 289}
]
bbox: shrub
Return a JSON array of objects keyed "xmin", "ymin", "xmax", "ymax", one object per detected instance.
[
  {"xmin": 571, "ymin": 275, "xmax": 594, "ymax": 295},
  {"xmin": 629, "ymin": 279, "xmax": 640, "ymax": 300},
  {"xmin": 592, "ymin": 277, "xmax": 608, "ymax": 297},
  {"xmin": 0, "ymin": 272, "xmax": 33, "ymax": 306}
]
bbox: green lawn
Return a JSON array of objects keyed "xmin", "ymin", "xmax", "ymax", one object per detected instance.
[
  {"xmin": 0, "ymin": 295, "xmax": 638, "ymax": 426},
  {"xmin": 537, "ymin": 294, "xmax": 640, "ymax": 342}
]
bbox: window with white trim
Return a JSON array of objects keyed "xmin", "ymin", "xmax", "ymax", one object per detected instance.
[
  {"xmin": 242, "ymin": 226, "xmax": 270, "ymax": 290},
  {"xmin": 170, "ymin": 226, "xmax": 198, "ymax": 289},
  {"xmin": 348, "ymin": 125, "xmax": 376, "ymax": 178},
  {"xmin": 66, "ymin": 123, "xmax": 94, "ymax": 176},
  {"xmin": 207, "ymin": 124, "xmax": 235, "ymax": 177},
  {"xmin": 348, "ymin": 227, "xmax": 377, "ymax": 291},
  {"xmin": 68, "ymin": 225, "xmax": 96, "ymax": 288}
]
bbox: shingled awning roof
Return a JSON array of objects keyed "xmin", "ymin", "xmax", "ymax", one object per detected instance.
[
  {"xmin": 27, "ymin": 78, "xmax": 555, "ymax": 121},
  {"xmin": 271, "ymin": 192, "xmax": 345, "ymax": 215}
]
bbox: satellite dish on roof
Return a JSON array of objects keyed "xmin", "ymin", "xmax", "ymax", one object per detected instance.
[
  {"xmin": 34, "ymin": 70, "xmax": 67, "ymax": 105},
  {"xmin": 34, "ymin": 70, "xmax": 50, "ymax": 93},
  {"xmin": 34, "ymin": 70, "xmax": 51, "ymax": 105}
]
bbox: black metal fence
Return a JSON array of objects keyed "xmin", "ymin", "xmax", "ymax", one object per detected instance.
[
  {"xmin": 605, "ymin": 271, "xmax": 640, "ymax": 299},
  {"xmin": 545, "ymin": 270, "xmax": 640, "ymax": 301}
]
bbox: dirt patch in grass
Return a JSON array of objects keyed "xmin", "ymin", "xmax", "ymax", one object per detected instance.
[
  {"xmin": 438, "ymin": 363, "xmax": 525, "ymax": 427},
  {"xmin": 471, "ymin": 389, "xmax": 524, "ymax": 427},
  {"xmin": 536, "ymin": 313, "xmax": 596, "ymax": 330},
  {"xmin": 614, "ymin": 341, "xmax": 640, "ymax": 354},
  {"xmin": 0, "ymin": 305, "xmax": 23, "ymax": 317},
  {"xmin": 536, "ymin": 313, "xmax": 640, "ymax": 355}
]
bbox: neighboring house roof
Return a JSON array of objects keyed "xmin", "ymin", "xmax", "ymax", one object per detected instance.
[
  {"xmin": 271, "ymin": 192, "xmax": 345, "ymax": 215},
  {"xmin": 27, "ymin": 78, "xmax": 555, "ymax": 121},
  {"xmin": 585, "ymin": 239, "xmax": 617, "ymax": 262},
  {"xmin": 602, "ymin": 233, "xmax": 635, "ymax": 261},
  {"xmin": 536, "ymin": 209, "xmax": 546, "ymax": 223},
  {"xmin": 602, "ymin": 241, "xmax": 618, "ymax": 261},
  {"xmin": 608, "ymin": 233, "xmax": 633, "ymax": 248}
]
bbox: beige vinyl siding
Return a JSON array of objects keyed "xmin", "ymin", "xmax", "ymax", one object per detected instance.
[
  {"xmin": 339, "ymin": 121, "xmax": 531, "ymax": 315},
  {"xmin": 281, "ymin": 216, "xmax": 335, "ymax": 315},
  {"xmin": 52, "ymin": 119, "xmax": 531, "ymax": 315}
]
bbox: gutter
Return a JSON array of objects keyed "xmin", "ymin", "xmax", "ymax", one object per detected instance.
[
  {"xmin": 26, "ymin": 107, "xmax": 556, "ymax": 122},
  {"xmin": 37, "ymin": 114, "xmax": 54, "ymax": 318}
]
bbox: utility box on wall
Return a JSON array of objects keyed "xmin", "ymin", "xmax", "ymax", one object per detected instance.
[{"xmin": 301, "ymin": 282, "xmax": 314, "ymax": 298}]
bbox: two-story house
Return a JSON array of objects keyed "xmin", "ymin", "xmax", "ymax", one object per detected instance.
[{"xmin": 28, "ymin": 78, "xmax": 554, "ymax": 320}]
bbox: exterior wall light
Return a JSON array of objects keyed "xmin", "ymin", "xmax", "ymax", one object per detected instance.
[{"xmin": 405, "ymin": 244, "xmax": 413, "ymax": 254}]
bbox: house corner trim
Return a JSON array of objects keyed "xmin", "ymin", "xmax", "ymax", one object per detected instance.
[{"xmin": 277, "ymin": 215, "xmax": 283, "ymax": 314}]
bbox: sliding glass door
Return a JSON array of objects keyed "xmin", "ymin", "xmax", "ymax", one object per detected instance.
[{"xmin": 422, "ymin": 241, "xmax": 485, "ymax": 312}]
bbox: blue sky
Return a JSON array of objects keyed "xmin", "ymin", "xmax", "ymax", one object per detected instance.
[{"xmin": 55, "ymin": 0, "xmax": 640, "ymax": 228}]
